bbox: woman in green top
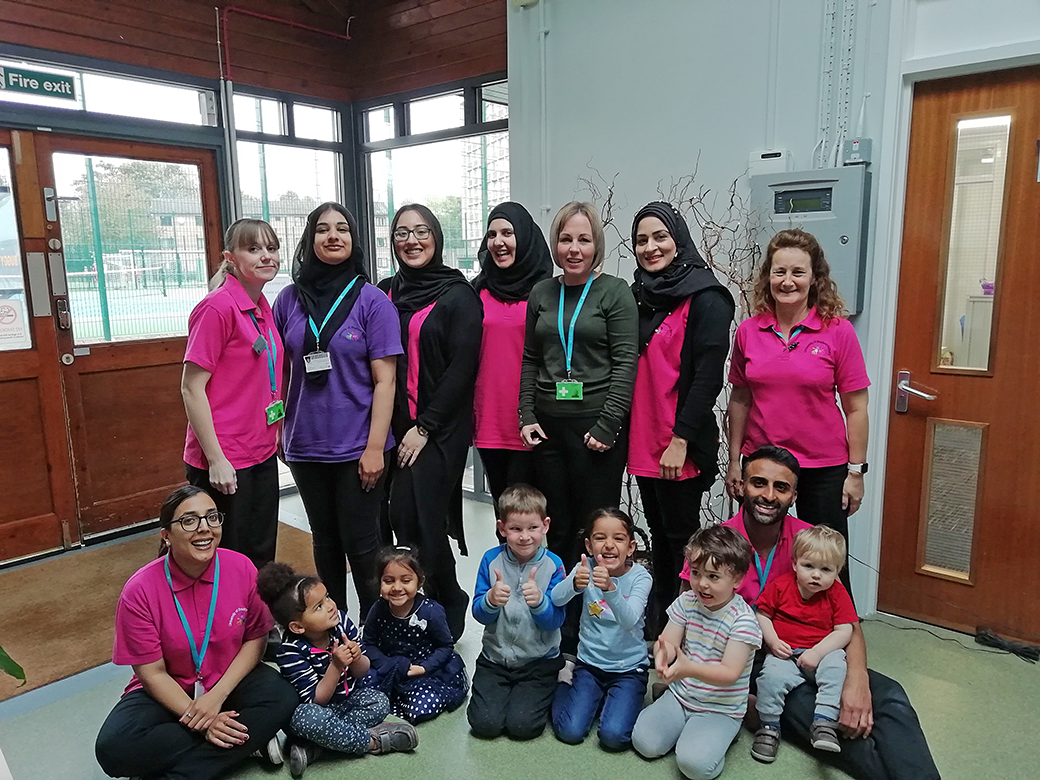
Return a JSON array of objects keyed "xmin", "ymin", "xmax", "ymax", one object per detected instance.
[{"xmin": 519, "ymin": 201, "xmax": 639, "ymax": 569}]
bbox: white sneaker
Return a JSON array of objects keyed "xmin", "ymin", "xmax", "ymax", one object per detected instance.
[{"xmin": 252, "ymin": 732, "xmax": 285, "ymax": 765}]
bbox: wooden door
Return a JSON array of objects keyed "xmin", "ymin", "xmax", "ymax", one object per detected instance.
[
  {"xmin": 36, "ymin": 135, "xmax": 224, "ymax": 538},
  {"xmin": 878, "ymin": 66, "xmax": 1040, "ymax": 642},
  {"xmin": 0, "ymin": 130, "xmax": 78, "ymax": 561}
]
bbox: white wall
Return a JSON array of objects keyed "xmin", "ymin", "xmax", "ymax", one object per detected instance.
[{"xmin": 508, "ymin": 0, "xmax": 1040, "ymax": 614}]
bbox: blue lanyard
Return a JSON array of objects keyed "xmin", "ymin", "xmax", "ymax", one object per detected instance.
[
  {"xmin": 247, "ymin": 311, "xmax": 277, "ymax": 395},
  {"xmin": 557, "ymin": 275, "xmax": 594, "ymax": 379},
  {"xmin": 307, "ymin": 275, "xmax": 359, "ymax": 345},
  {"xmin": 164, "ymin": 553, "xmax": 221, "ymax": 681},
  {"xmin": 771, "ymin": 324, "xmax": 804, "ymax": 348},
  {"xmin": 753, "ymin": 544, "xmax": 777, "ymax": 597}
]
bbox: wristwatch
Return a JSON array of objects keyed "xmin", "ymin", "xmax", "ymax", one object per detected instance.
[
  {"xmin": 847, "ymin": 462, "xmax": 869, "ymax": 475},
  {"xmin": 416, "ymin": 425, "xmax": 429, "ymax": 438}
]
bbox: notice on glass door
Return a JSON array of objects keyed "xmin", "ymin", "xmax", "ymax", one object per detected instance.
[{"xmin": 0, "ymin": 299, "xmax": 30, "ymax": 351}]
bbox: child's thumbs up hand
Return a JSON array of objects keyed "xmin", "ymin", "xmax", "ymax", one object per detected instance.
[
  {"xmin": 592, "ymin": 555, "xmax": 614, "ymax": 591},
  {"xmin": 487, "ymin": 568, "xmax": 511, "ymax": 607},
  {"xmin": 573, "ymin": 554, "xmax": 590, "ymax": 590},
  {"xmin": 330, "ymin": 637, "xmax": 351, "ymax": 670},
  {"xmin": 521, "ymin": 566, "xmax": 542, "ymax": 607}
]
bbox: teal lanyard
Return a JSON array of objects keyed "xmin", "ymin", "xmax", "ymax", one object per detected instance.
[
  {"xmin": 771, "ymin": 324, "xmax": 804, "ymax": 349},
  {"xmin": 164, "ymin": 553, "xmax": 221, "ymax": 682},
  {"xmin": 248, "ymin": 311, "xmax": 277, "ymax": 395},
  {"xmin": 557, "ymin": 275, "xmax": 594, "ymax": 379},
  {"xmin": 307, "ymin": 275, "xmax": 359, "ymax": 346},
  {"xmin": 754, "ymin": 543, "xmax": 777, "ymax": 597}
]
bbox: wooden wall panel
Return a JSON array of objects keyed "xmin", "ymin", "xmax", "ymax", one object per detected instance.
[{"xmin": 1, "ymin": 0, "xmax": 506, "ymax": 104}]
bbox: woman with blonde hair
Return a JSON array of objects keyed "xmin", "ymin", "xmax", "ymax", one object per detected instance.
[
  {"xmin": 725, "ymin": 228, "xmax": 869, "ymax": 594},
  {"xmin": 519, "ymin": 201, "xmax": 638, "ymax": 569},
  {"xmin": 181, "ymin": 218, "xmax": 284, "ymax": 569}
]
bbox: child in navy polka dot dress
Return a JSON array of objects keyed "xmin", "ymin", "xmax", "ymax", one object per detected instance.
[
  {"xmin": 258, "ymin": 562, "xmax": 419, "ymax": 778},
  {"xmin": 362, "ymin": 546, "xmax": 470, "ymax": 723}
]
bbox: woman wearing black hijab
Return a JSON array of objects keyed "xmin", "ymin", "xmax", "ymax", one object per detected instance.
[
  {"xmin": 272, "ymin": 202, "xmax": 402, "ymax": 620},
  {"xmin": 627, "ymin": 201, "xmax": 735, "ymax": 632},
  {"xmin": 378, "ymin": 203, "xmax": 483, "ymax": 641},
  {"xmin": 472, "ymin": 202, "xmax": 554, "ymax": 513}
]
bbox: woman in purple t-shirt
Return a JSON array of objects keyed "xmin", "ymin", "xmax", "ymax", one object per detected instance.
[
  {"xmin": 628, "ymin": 201, "xmax": 734, "ymax": 634},
  {"xmin": 472, "ymin": 202, "xmax": 553, "ymax": 517},
  {"xmin": 273, "ymin": 202, "xmax": 402, "ymax": 620}
]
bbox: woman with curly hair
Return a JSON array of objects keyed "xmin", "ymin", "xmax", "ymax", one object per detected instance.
[{"xmin": 725, "ymin": 229, "xmax": 868, "ymax": 594}]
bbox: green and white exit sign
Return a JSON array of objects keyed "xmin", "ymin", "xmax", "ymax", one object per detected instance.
[{"xmin": 0, "ymin": 66, "xmax": 76, "ymax": 100}]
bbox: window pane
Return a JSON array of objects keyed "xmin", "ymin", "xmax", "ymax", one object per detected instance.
[
  {"xmin": 936, "ymin": 115, "xmax": 1010, "ymax": 370},
  {"xmin": 52, "ymin": 153, "xmax": 209, "ymax": 345},
  {"xmin": 409, "ymin": 92, "xmax": 464, "ymax": 135},
  {"xmin": 294, "ymin": 103, "xmax": 338, "ymax": 142},
  {"xmin": 368, "ymin": 131, "xmax": 509, "ymax": 282},
  {"xmin": 482, "ymin": 81, "xmax": 509, "ymax": 121},
  {"xmin": 82, "ymin": 73, "xmax": 214, "ymax": 126},
  {"xmin": 234, "ymin": 94, "xmax": 284, "ymax": 135},
  {"xmin": 366, "ymin": 106, "xmax": 395, "ymax": 142},
  {"xmin": 237, "ymin": 141, "xmax": 341, "ymax": 299},
  {"xmin": 0, "ymin": 148, "xmax": 32, "ymax": 351}
]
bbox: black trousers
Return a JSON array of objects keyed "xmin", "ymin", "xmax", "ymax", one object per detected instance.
[
  {"xmin": 796, "ymin": 463, "xmax": 854, "ymax": 598},
  {"xmin": 477, "ymin": 447, "xmax": 535, "ymax": 519},
  {"xmin": 533, "ymin": 414, "xmax": 628, "ymax": 570},
  {"xmin": 288, "ymin": 454, "xmax": 390, "ymax": 621},
  {"xmin": 389, "ymin": 436, "xmax": 470, "ymax": 641},
  {"xmin": 636, "ymin": 475, "xmax": 703, "ymax": 635},
  {"xmin": 95, "ymin": 663, "xmax": 298, "ymax": 780},
  {"xmin": 185, "ymin": 454, "xmax": 280, "ymax": 570},
  {"xmin": 750, "ymin": 654, "xmax": 940, "ymax": 780},
  {"xmin": 467, "ymin": 653, "xmax": 565, "ymax": 740}
]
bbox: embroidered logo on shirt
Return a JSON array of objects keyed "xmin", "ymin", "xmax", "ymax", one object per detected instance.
[
  {"xmin": 806, "ymin": 340, "xmax": 832, "ymax": 357},
  {"xmin": 228, "ymin": 607, "xmax": 248, "ymax": 627}
]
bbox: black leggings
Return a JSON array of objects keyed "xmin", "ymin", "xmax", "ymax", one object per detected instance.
[
  {"xmin": 95, "ymin": 663, "xmax": 297, "ymax": 780},
  {"xmin": 288, "ymin": 455, "xmax": 390, "ymax": 621},
  {"xmin": 796, "ymin": 464, "xmax": 854, "ymax": 599},
  {"xmin": 533, "ymin": 415, "xmax": 627, "ymax": 570},
  {"xmin": 636, "ymin": 475, "xmax": 703, "ymax": 635},
  {"xmin": 185, "ymin": 455, "xmax": 279, "ymax": 570},
  {"xmin": 477, "ymin": 447, "xmax": 535, "ymax": 518}
]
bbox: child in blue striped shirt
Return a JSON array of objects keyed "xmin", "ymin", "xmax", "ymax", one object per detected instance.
[
  {"xmin": 550, "ymin": 508, "xmax": 652, "ymax": 750},
  {"xmin": 257, "ymin": 563, "xmax": 418, "ymax": 777}
]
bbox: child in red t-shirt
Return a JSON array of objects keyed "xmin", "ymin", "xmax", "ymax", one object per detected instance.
[{"xmin": 750, "ymin": 525, "xmax": 858, "ymax": 764}]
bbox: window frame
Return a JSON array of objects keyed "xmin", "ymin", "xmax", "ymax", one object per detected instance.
[{"xmin": 353, "ymin": 71, "xmax": 508, "ymax": 276}]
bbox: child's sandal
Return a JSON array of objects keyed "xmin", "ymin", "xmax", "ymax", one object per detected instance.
[{"xmin": 368, "ymin": 721, "xmax": 419, "ymax": 754}]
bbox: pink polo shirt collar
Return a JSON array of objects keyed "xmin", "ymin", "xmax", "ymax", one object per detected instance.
[
  {"xmin": 166, "ymin": 551, "xmax": 217, "ymax": 592},
  {"xmin": 755, "ymin": 306, "xmax": 824, "ymax": 334},
  {"xmin": 223, "ymin": 274, "xmax": 262, "ymax": 314}
]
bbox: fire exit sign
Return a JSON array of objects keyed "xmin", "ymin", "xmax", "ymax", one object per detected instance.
[{"xmin": 0, "ymin": 66, "xmax": 76, "ymax": 100}]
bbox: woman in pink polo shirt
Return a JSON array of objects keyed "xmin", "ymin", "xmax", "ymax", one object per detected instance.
[
  {"xmin": 181, "ymin": 219, "xmax": 284, "ymax": 570},
  {"xmin": 473, "ymin": 202, "xmax": 553, "ymax": 516},
  {"xmin": 378, "ymin": 203, "xmax": 483, "ymax": 642},
  {"xmin": 627, "ymin": 201, "xmax": 734, "ymax": 632},
  {"xmin": 725, "ymin": 228, "xmax": 869, "ymax": 591},
  {"xmin": 95, "ymin": 485, "xmax": 298, "ymax": 780}
]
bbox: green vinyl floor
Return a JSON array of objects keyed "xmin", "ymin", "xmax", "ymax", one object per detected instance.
[{"xmin": 1, "ymin": 496, "xmax": 1037, "ymax": 780}]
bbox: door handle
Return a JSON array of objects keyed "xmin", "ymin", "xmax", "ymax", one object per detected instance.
[
  {"xmin": 895, "ymin": 369, "xmax": 937, "ymax": 413},
  {"xmin": 55, "ymin": 298, "xmax": 72, "ymax": 330}
]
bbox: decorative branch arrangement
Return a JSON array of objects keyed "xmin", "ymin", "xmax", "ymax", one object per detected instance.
[{"xmin": 576, "ymin": 160, "xmax": 764, "ymax": 529}]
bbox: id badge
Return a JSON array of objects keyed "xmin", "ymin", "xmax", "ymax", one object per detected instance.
[
  {"xmin": 303, "ymin": 350, "xmax": 332, "ymax": 373},
  {"xmin": 556, "ymin": 380, "xmax": 584, "ymax": 401},
  {"xmin": 193, "ymin": 678, "xmax": 205, "ymax": 698},
  {"xmin": 265, "ymin": 399, "xmax": 286, "ymax": 425}
]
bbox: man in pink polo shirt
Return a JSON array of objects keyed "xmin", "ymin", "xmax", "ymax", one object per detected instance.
[{"xmin": 681, "ymin": 446, "xmax": 939, "ymax": 780}]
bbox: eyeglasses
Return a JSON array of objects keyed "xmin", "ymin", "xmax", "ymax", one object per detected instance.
[
  {"xmin": 172, "ymin": 511, "xmax": 224, "ymax": 532},
  {"xmin": 392, "ymin": 226, "xmax": 432, "ymax": 242}
]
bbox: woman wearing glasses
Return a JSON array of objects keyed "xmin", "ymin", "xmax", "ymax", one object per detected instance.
[
  {"xmin": 181, "ymin": 219, "xmax": 284, "ymax": 570},
  {"xmin": 378, "ymin": 204, "xmax": 483, "ymax": 641},
  {"xmin": 273, "ymin": 202, "xmax": 402, "ymax": 621},
  {"xmin": 96, "ymin": 485, "xmax": 298, "ymax": 780}
]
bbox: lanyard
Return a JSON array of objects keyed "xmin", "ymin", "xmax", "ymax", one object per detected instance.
[
  {"xmin": 248, "ymin": 311, "xmax": 277, "ymax": 395},
  {"xmin": 307, "ymin": 275, "xmax": 359, "ymax": 345},
  {"xmin": 557, "ymin": 275, "xmax": 594, "ymax": 379},
  {"xmin": 164, "ymin": 553, "xmax": 221, "ymax": 681},
  {"xmin": 753, "ymin": 543, "xmax": 777, "ymax": 597},
  {"xmin": 771, "ymin": 324, "xmax": 804, "ymax": 349}
]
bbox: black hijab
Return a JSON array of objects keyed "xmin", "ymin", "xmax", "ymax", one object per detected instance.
[
  {"xmin": 473, "ymin": 202, "xmax": 554, "ymax": 303},
  {"xmin": 292, "ymin": 202, "xmax": 369, "ymax": 365},
  {"xmin": 631, "ymin": 201, "xmax": 728, "ymax": 350},
  {"xmin": 386, "ymin": 203, "xmax": 471, "ymax": 313}
]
